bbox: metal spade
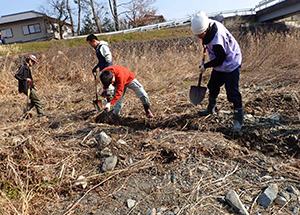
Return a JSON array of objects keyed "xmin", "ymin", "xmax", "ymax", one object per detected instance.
[{"xmin": 189, "ymin": 46, "xmax": 207, "ymax": 105}]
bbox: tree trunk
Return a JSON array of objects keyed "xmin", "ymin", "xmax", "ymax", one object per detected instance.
[
  {"xmin": 108, "ymin": 0, "xmax": 119, "ymax": 31},
  {"xmin": 77, "ymin": 0, "xmax": 81, "ymax": 35},
  {"xmin": 113, "ymin": 0, "xmax": 119, "ymax": 31},
  {"xmin": 66, "ymin": 0, "xmax": 75, "ymax": 36},
  {"xmin": 90, "ymin": 0, "xmax": 102, "ymax": 33}
]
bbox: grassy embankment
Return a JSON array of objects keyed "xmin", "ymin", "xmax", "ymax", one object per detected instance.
[{"xmin": 0, "ymin": 26, "xmax": 192, "ymax": 56}]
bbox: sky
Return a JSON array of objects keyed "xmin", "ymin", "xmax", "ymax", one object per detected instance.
[{"xmin": 0, "ymin": 0, "xmax": 262, "ymax": 21}]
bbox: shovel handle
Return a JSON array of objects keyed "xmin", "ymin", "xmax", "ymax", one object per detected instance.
[
  {"xmin": 93, "ymin": 72, "xmax": 99, "ymax": 101},
  {"xmin": 201, "ymin": 46, "xmax": 206, "ymax": 66},
  {"xmin": 197, "ymin": 46, "xmax": 206, "ymax": 87},
  {"xmin": 197, "ymin": 73, "xmax": 202, "ymax": 87}
]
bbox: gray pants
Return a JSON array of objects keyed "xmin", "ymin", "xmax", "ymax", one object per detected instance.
[{"xmin": 113, "ymin": 79, "xmax": 150, "ymax": 116}]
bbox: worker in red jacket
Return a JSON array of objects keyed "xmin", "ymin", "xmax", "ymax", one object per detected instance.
[{"xmin": 100, "ymin": 65, "xmax": 154, "ymax": 122}]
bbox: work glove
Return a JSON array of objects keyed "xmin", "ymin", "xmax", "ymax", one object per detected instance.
[
  {"xmin": 105, "ymin": 102, "xmax": 111, "ymax": 111},
  {"xmin": 199, "ymin": 65, "xmax": 206, "ymax": 73},
  {"xmin": 106, "ymin": 84, "xmax": 115, "ymax": 96}
]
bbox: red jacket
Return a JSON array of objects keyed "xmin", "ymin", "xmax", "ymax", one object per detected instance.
[{"xmin": 103, "ymin": 65, "xmax": 135, "ymax": 105}]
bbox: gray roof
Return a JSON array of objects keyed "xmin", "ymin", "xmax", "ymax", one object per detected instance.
[{"xmin": 0, "ymin": 11, "xmax": 49, "ymax": 25}]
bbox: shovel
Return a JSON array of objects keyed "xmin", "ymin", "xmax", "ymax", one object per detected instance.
[
  {"xmin": 189, "ymin": 46, "xmax": 207, "ymax": 105},
  {"xmin": 92, "ymin": 72, "xmax": 103, "ymax": 111}
]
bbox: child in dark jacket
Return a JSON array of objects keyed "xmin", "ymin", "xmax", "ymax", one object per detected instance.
[{"xmin": 15, "ymin": 55, "xmax": 44, "ymax": 116}]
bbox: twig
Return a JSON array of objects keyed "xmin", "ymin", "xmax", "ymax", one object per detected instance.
[
  {"xmin": 211, "ymin": 165, "xmax": 239, "ymax": 184},
  {"xmin": 249, "ymin": 191, "xmax": 261, "ymax": 214}
]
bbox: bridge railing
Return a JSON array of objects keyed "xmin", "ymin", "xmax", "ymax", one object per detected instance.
[{"xmin": 254, "ymin": 0, "xmax": 286, "ymax": 11}]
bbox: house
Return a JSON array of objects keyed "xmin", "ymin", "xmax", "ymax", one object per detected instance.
[{"xmin": 0, "ymin": 11, "xmax": 73, "ymax": 44}]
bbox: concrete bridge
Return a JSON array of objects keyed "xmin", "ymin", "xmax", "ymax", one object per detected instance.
[{"xmin": 255, "ymin": 0, "xmax": 300, "ymax": 22}]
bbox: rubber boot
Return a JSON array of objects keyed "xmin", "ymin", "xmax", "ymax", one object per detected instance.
[
  {"xmin": 198, "ymin": 98, "xmax": 217, "ymax": 116},
  {"xmin": 231, "ymin": 108, "xmax": 244, "ymax": 132}
]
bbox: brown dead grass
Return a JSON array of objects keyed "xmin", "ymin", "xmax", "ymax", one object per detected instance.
[{"xmin": 0, "ymin": 23, "xmax": 300, "ymax": 214}]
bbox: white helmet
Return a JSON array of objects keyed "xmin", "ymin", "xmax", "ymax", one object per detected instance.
[{"xmin": 191, "ymin": 11, "xmax": 209, "ymax": 35}]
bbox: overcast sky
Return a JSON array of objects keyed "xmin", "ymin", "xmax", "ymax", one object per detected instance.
[{"xmin": 0, "ymin": 0, "xmax": 262, "ymax": 21}]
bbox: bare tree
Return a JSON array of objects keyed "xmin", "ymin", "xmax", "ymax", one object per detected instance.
[
  {"xmin": 41, "ymin": 0, "xmax": 70, "ymax": 39},
  {"xmin": 74, "ymin": 0, "xmax": 82, "ymax": 35},
  {"xmin": 121, "ymin": 0, "xmax": 159, "ymax": 28},
  {"xmin": 90, "ymin": 0, "xmax": 102, "ymax": 33},
  {"xmin": 108, "ymin": 0, "xmax": 119, "ymax": 31},
  {"xmin": 66, "ymin": 0, "xmax": 75, "ymax": 35}
]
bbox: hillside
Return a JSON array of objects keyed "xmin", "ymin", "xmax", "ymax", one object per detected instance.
[{"xmin": 0, "ymin": 23, "xmax": 300, "ymax": 215}]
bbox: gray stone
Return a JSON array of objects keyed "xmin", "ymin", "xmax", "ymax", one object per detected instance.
[
  {"xmin": 98, "ymin": 131, "xmax": 112, "ymax": 146},
  {"xmin": 275, "ymin": 195, "xmax": 287, "ymax": 205},
  {"xmin": 257, "ymin": 184, "xmax": 278, "ymax": 208},
  {"xmin": 127, "ymin": 199, "xmax": 136, "ymax": 209},
  {"xmin": 100, "ymin": 147, "xmax": 112, "ymax": 157},
  {"xmin": 225, "ymin": 190, "xmax": 249, "ymax": 215},
  {"xmin": 147, "ymin": 208, "xmax": 156, "ymax": 215},
  {"xmin": 101, "ymin": 155, "xmax": 118, "ymax": 172},
  {"xmin": 287, "ymin": 186, "xmax": 300, "ymax": 196},
  {"xmin": 267, "ymin": 114, "xmax": 280, "ymax": 121},
  {"xmin": 244, "ymin": 114, "xmax": 255, "ymax": 121},
  {"xmin": 291, "ymin": 206, "xmax": 299, "ymax": 213}
]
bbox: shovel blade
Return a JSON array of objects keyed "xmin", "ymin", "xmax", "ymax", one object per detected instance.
[
  {"xmin": 93, "ymin": 100, "xmax": 103, "ymax": 112},
  {"xmin": 189, "ymin": 86, "xmax": 207, "ymax": 105}
]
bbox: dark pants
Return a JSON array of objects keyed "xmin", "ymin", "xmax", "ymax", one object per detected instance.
[{"xmin": 207, "ymin": 67, "xmax": 242, "ymax": 109}]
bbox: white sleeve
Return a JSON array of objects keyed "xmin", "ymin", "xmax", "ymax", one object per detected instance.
[{"xmin": 100, "ymin": 45, "xmax": 112, "ymax": 63}]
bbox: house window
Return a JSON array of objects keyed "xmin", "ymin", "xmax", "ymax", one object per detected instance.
[
  {"xmin": 0, "ymin": 28, "xmax": 13, "ymax": 38},
  {"xmin": 22, "ymin": 23, "xmax": 41, "ymax": 35}
]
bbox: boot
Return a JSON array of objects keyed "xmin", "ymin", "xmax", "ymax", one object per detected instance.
[
  {"xmin": 231, "ymin": 108, "xmax": 244, "ymax": 132},
  {"xmin": 198, "ymin": 98, "xmax": 217, "ymax": 116}
]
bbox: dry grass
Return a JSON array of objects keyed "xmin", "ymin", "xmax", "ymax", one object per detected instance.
[{"xmin": 0, "ymin": 23, "xmax": 300, "ymax": 214}]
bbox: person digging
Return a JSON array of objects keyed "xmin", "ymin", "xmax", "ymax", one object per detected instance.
[
  {"xmin": 15, "ymin": 55, "xmax": 45, "ymax": 117},
  {"xmin": 191, "ymin": 11, "xmax": 244, "ymax": 132},
  {"xmin": 99, "ymin": 65, "xmax": 154, "ymax": 125}
]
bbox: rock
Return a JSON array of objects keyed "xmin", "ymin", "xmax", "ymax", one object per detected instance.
[
  {"xmin": 291, "ymin": 206, "xmax": 299, "ymax": 213},
  {"xmin": 74, "ymin": 175, "xmax": 87, "ymax": 189},
  {"xmin": 98, "ymin": 131, "xmax": 112, "ymax": 146},
  {"xmin": 147, "ymin": 208, "xmax": 156, "ymax": 215},
  {"xmin": 101, "ymin": 155, "xmax": 118, "ymax": 172},
  {"xmin": 244, "ymin": 114, "xmax": 255, "ymax": 121},
  {"xmin": 225, "ymin": 190, "xmax": 249, "ymax": 215},
  {"xmin": 157, "ymin": 207, "xmax": 168, "ymax": 215},
  {"xmin": 287, "ymin": 186, "xmax": 300, "ymax": 196},
  {"xmin": 117, "ymin": 139, "xmax": 127, "ymax": 145},
  {"xmin": 100, "ymin": 147, "xmax": 112, "ymax": 157},
  {"xmin": 257, "ymin": 184, "xmax": 278, "ymax": 208},
  {"xmin": 275, "ymin": 195, "xmax": 287, "ymax": 205},
  {"xmin": 127, "ymin": 199, "xmax": 136, "ymax": 209},
  {"xmin": 267, "ymin": 114, "xmax": 280, "ymax": 121}
]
